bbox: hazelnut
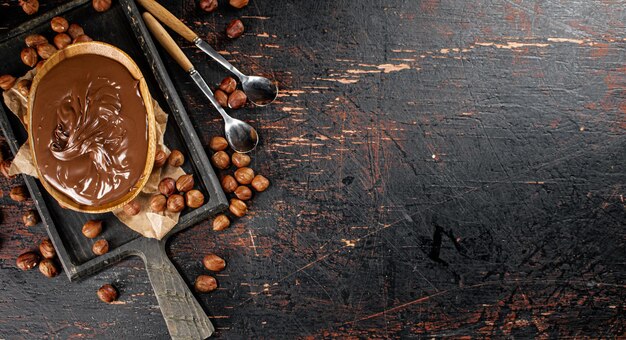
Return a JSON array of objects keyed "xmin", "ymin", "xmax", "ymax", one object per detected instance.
[
  {"xmin": 211, "ymin": 151, "xmax": 230, "ymax": 170},
  {"xmin": 39, "ymin": 258, "xmax": 59, "ymax": 278},
  {"xmin": 231, "ymin": 152, "xmax": 250, "ymax": 168},
  {"xmin": 15, "ymin": 79, "xmax": 31, "ymax": 97},
  {"xmin": 229, "ymin": 0, "xmax": 248, "ymax": 9},
  {"xmin": 0, "ymin": 74, "xmax": 16, "ymax": 91},
  {"xmin": 150, "ymin": 194, "xmax": 167, "ymax": 212},
  {"xmin": 21, "ymin": 47, "xmax": 38, "ymax": 67},
  {"xmin": 92, "ymin": 239, "xmax": 109, "ymax": 256},
  {"xmin": 16, "ymin": 251, "xmax": 39, "ymax": 270},
  {"xmin": 234, "ymin": 167, "xmax": 254, "ymax": 184},
  {"xmin": 22, "ymin": 210, "xmax": 38, "ymax": 226},
  {"xmin": 123, "ymin": 200, "xmax": 141, "ymax": 216},
  {"xmin": 194, "ymin": 275, "xmax": 217, "ymax": 293},
  {"xmin": 19, "ymin": 0, "xmax": 39, "ymax": 15},
  {"xmin": 212, "ymin": 214, "xmax": 230, "ymax": 231},
  {"xmin": 185, "ymin": 190, "xmax": 205, "ymax": 208},
  {"xmin": 154, "ymin": 149, "xmax": 168, "ymax": 168},
  {"xmin": 199, "ymin": 0, "xmax": 218, "ymax": 12},
  {"xmin": 168, "ymin": 149, "xmax": 185, "ymax": 167},
  {"xmin": 0, "ymin": 160, "xmax": 12, "ymax": 178},
  {"xmin": 25, "ymin": 34, "xmax": 47, "ymax": 47},
  {"xmin": 10, "ymin": 185, "xmax": 28, "ymax": 202},
  {"xmin": 214, "ymin": 89, "xmax": 228, "ymax": 108},
  {"xmin": 97, "ymin": 284, "xmax": 118, "ymax": 303},
  {"xmin": 72, "ymin": 34, "xmax": 93, "ymax": 43},
  {"xmin": 221, "ymin": 175, "xmax": 238, "ymax": 193},
  {"xmin": 226, "ymin": 19, "xmax": 244, "ymax": 39},
  {"xmin": 228, "ymin": 90, "xmax": 247, "ymax": 109},
  {"xmin": 92, "ymin": 0, "xmax": 112, "ymax": 12},
  {"xmin": 159, "ymin": 177, "xmax": 177, "ymax": 196},
  {"xmin": 229, "ymin": 198, "xmax": 247, "ymax": 217},
  {"xmin": 82, "ymin": 220, "xmax": 103, "ymax": 239},
  {"xmin": 39, "ymin": 238, "xmax": 56, "ymax": 259},
  {"xmin": 176, "ymin": 174, "xmax": 194, "ymax": 192},
  {"xmin": 53, "ymin": 33, "xmax": 72, "ymax": 49},
  {"xmin": 68, "ymin": 24, "xmax": 85, "ymax": 39},
  {"xmin": 51, "ymin": 16, "xmax": 69, "ymax": 32},
  {"xmin": 234, "ymin": 185, "xmax": 252, "ymax": 200},
  {"xmin": 167, "ymin": 194, "xmax": 185, "ymax": 213},
  {"xmin": 36, "ymin": 43, "xmax": 58, "ymax": 60},
  {"xmin": 202, "ymin": 253, "xmax": 226, "ymax": 272},
  {"xmin": 209, "ymin": 136, "xmax": 228, "ymax": 152},
  {"xmin": 35, "ymin": 60, "xmax": 45, "ymax": 72},
  {"xmin": 251, "ymin": 175, "xmax": 270, "ymax": 192},
  {"xmin": 219, "ymin": 77, "xmax": 237, "ymax": 94}
]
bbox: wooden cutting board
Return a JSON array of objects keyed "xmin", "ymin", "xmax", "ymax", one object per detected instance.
[{"xmin": 0, "ymin": 0, "xmax": 228, "ymax": 338}]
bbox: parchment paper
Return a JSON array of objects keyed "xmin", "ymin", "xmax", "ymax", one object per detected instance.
[{"xmin": 2, "ymin": 69, "xmax": 183, "ymax": 240}]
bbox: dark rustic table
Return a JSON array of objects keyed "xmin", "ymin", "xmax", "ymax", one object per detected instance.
[{"xmin": 1, "ymin": 0, "xmax": 625, "ymax": 338}]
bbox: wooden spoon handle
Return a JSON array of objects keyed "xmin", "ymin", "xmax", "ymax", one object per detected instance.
[
  {"xmin": 136, "ymin": 0, "xmax": 198, "ymax": 42},
  {"xmin": 142, "ymin": 12, "xmax": 194, "ymax": 72}
]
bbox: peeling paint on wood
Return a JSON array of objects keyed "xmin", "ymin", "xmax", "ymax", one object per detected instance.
[{"xmin": 1, "ymin": 0, "xmax": 626, "ymax": 338}]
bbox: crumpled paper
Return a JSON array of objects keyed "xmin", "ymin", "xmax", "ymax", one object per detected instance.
[{"xmin": 3, "ymin": 69, "xmax": 183, "ymax": 240}]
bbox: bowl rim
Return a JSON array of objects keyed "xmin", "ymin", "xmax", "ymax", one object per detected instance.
[{"xmin": 27, "ymin": 41, "xmax": 157, "ymax": 213}]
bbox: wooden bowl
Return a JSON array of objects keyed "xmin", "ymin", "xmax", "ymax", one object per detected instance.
[{"xmin": 27, "ymin": 42, "xmax": 156, "ymax": 213}]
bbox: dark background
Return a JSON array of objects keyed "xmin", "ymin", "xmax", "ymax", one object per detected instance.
[{"xmin": 1, "ymin": 0, "xmax": 625, "ymax": 338}]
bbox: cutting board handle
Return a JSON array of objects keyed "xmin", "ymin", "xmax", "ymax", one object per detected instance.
[{"xmin": 139, "ymin": 238, "xmax": 214, "ymax": 339}]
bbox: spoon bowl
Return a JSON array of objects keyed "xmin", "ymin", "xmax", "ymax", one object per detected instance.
[
  {"xmin": 224, "ymin": 118, "xmax": 259, "ymax": 153},
  {"xmin": 241, "ymin": 75, "xmax": 278, "ymax": 106}
]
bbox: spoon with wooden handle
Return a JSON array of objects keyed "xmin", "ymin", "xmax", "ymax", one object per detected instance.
[
  {"xmin": 137, "ymin": 0, "xmax": 278, "ymax": 106},
  {"xmin": 143, "ymin": 12, "xmax": 258, "ymax": 153}
]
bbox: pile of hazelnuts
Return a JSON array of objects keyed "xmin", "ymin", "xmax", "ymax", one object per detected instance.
[
  {"xmin": 3, "ymin": 0, "xmax": 114, "ymax": 88},
  {"xmin": 154, "ymin": 149, "xmax": 206, "ymax": 213},
  {"xmin": 79, "ymin": 149, "xmax": 204, "ymax": 261},
  {"xmin": 129, "ymin": 148, "xmax": 206, "ymax": 216},
  {"xmin": 199, "ymin": 0, "xmax": 247, "ymax": 39},
  {"xmin": 0, "ymin": 16, "xmax": 94, "ymax": 96},
  {"xmin": 16, "ymin": 238, "xmax": 60, "ymax": 278},
  {"xmin": 209, "ymin": 135, "xmax": 270, "ymax": 231},
  {"xmin": 214, "ymin": 76, "xmax": 247, "ymax": 110}
]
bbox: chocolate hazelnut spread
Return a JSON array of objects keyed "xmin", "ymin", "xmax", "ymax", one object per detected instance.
[{"xmin": 32, "ymin": 54, "xmax": 148, "ymax": 207}]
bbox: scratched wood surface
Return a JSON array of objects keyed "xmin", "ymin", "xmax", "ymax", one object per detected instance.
[{"xmin": 1, "ymin": 0, "xmax": 625, "ymax": 338}]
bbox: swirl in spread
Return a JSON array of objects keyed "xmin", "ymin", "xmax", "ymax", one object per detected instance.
[{"xmin": 32, "ymin": 54, "xmax": 148, "ymax": 207}]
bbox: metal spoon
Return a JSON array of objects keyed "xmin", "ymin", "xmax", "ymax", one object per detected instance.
[
  {"xmin": 194, "ymin": 39, "xmax": 278, "ymax": 106},
  {"xmin": 137, "ymin": 0, "xmax": 278, "ymax": 106},
  {"xmin": 143, "ymin": 12, "xmax": 258, "ymax": 153}
]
